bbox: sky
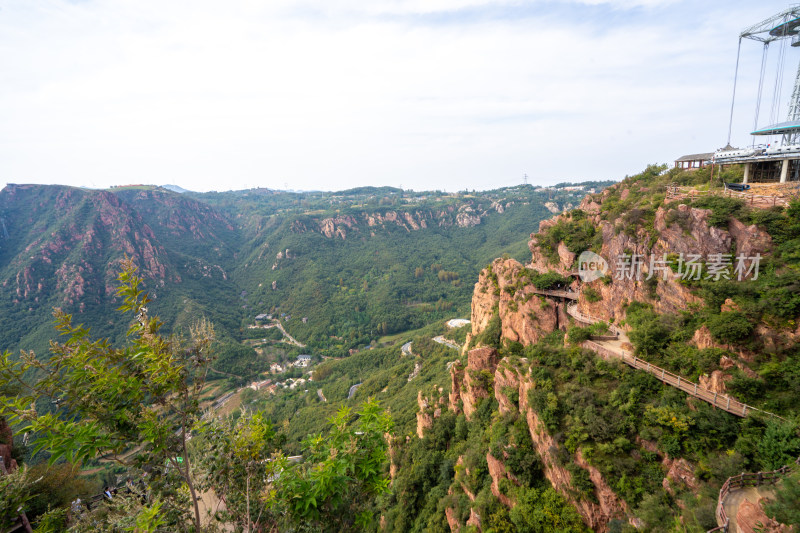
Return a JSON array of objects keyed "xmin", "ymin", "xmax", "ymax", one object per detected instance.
[{"xmin": 1, "ymin": 0, "xmax": 798, "ymax": 192}]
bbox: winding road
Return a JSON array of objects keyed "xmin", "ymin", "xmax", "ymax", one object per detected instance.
[
  {"xmin": 433, "ymin": 336, "xmax": 461, "ymax": 350},
  {"xmin": 347, "ymin": 383, "xmax": 362, "ymax": 399}
]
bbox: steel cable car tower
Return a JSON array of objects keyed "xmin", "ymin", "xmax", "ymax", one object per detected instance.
[{"xmin": 728, "ymin": 5, "xmax": 800, "ymax": 148}]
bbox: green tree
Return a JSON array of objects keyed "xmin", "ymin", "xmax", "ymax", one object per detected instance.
[
  {"xmin": 755, "ymin": 421, "xmax": 800, "ymax": 471},
  {"xmin": 0, "ymin": 260, "xmax": 215, "ymax": 531},
  {"xmin": 706, "ymin": 311, "xmax": 753, "ymax": 344},
  {"xmin": 270, "ymin": 399, "xmax": 393, "ymax": 531},
  {"xmin": 764, "ymin": 469, "xmax": 800, "ymax": 528},
  {"xmin": 196, "ymin": 411, "xmax": 281, "ymax": 531}
]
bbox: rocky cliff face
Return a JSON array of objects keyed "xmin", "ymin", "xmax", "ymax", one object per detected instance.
[
  {"xmin": 0, "ymin": 417, "xmax": 17, "ymax": 473},
  {"xmin": 1, "ymin": 185, "xmax": 173, "ymax": 308},
  {"xmin": 442, "ymin": 348, "xmax": 630, "ymax": 531},
  {"xmin": 416, "ymin": 388, "xmax": 446, "ymax": 438},
  {"xmin": 493, "ymin": 358, "xmax": 629, "ymax": 531},
  {"xmin": 288, "ymin": 201, "xmax": 515, "ymax": 240},
  {"xmin": 470, "ymin": 184, "xmax": 775, "ymax": 345},
  {"xmin": 573, "ymin": 195, "xmax": 771, "ymax": 326},
  {"xmin": 448, "ymin": 347, "xmax": 498, "ymax": 420},
  {"xmin": 468, "ymin": 258, "xmax": 567, "ymax": 348}
]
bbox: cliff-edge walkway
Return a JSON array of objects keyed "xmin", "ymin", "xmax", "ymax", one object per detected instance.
[{"xmin": 566, "ymin": 304, "xmax": 780, "ymax": 420}]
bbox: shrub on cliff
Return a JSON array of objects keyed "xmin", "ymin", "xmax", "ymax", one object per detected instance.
[
  {"xmin": 475, "ymin": 309, "xmax": 502, "ymax": 349},
  {"xmin": 530, "ymin": 271, "xmax": 571, "ymax": 291},
  {"xmin": 692, "ymin": 196, "xmax": 745, "ymax": 227},
  {"xmin": 706, "ymin": 311, "xmax": 753, "ymax": 343}
]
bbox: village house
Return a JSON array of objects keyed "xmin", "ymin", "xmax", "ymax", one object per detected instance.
[{"xmin": 249, "ymin": 378, "xmax": 272, "ymax": 391}]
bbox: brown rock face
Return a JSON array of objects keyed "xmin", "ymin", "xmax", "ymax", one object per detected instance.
[
  {"xmin": 416, "ymin": 388, "xmax": 446, "ymax": 438},
  {"xmin": 318, "ymin": 215, "xmax": 357, "ymax": 239},
  {"xmin": 736, "ymin": 499, "xmax": 790, "ymax": 533},
  {"xmin": 0, "ymin": 417, "xmax": 17, "ymax": 473},
  {"xmin": 459, "ymin": 347, "xmax": 500, "ymax": 420},
  {"xmin": 493, "ymin": 359, "xmax": 628, "ymax": 531},
  {"xmin": 692, "ymin": 325, "xmax": 715, "ymax": 350},
  {"xmin": 661, "ymin": 457, "xmax": 699, "ymax": 494},
  {"xmin": 445, "ymin": 507, "xmax": 461, "ymax": 532},
  {"xmin": 519, "ymin": 191, "xmax": 775, "ymax": 334},
  {"xmin": 466, "ymin": 509, "xmax": 482, "ymax": 531},
  {"xmin": 416, "ymin": 390, "xmax": 433, "ymax": 439},
  {"xmin": 575, "ymin": 449, "xmax": 631, "ymax": 522},
  {"xmin": 449, "ymin": 361, "xmax": 464, "ymax": 414},
  {"xmin": 728, "ymin": 218, "xmax": 773, "ymax": 258},
  {"xmin": 557, "ymin": 242, "xmax": 576, "ymax": 270},
  {"xmin": 470, "ymin": 258, "xmax": 565, "ymax": 348},
  {"xmin": 487, "ymin": 452, "xmax": 517, "ymax": 507},
  {"xmin": 698, "ymin": 370, "xmax": 732, "ymax": 394}
]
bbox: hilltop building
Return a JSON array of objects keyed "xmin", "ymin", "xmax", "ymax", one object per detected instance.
[{"xmin": 674, "ymin": 152, "xmax": 713, "ymax": 169}]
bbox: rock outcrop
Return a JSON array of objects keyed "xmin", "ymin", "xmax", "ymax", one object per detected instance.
[
  {"xmin": 469, "ymin": 258, "xmax": 566, "ymax": 347},
  {"xmin": 448, "ymin": 347, "xmax": 499, "ymax": 420},
  {"xmin": 661, "ymin": 457, "xmax": 699, "ymax": 495},
  {"xmin": 487, "ymin": 452, "xmax": 517, "ymax": 507},
  {"xmin": 736, "ymin": 498, "xmax": 789, "ymax": 533},
  {"xmin": 416, "ymin": 388, "xmax": 446, "ymax": 438},
  {"xmin": 493, "ymin": 359, "xmax": 629, "ymax": 531},
  {"xmin": 0, "ymin": 417, "xmax": 17, "ymax": 473},
  {"xmin": 698, "ymin": 370, "xmax": 732, "ymax": 394}
]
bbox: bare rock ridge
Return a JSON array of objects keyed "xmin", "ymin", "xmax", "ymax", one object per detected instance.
[
  {"xmin": 468, "ymin": 258, "xmax": 568, "ymax": 348},
  {"xmin": 292, "ymin": 201, "xmax": 514, "ymax": 240},
  {"xmin": 3, "ymin": 185, "xmax": 173, "ymax": 308}
]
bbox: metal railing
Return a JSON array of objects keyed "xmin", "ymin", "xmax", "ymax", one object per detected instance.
[
  {"xmin": 708, "ymin": 457, "xmax": 800, "ymax": 532},
  {"xmin": 666, "ymin": 183, "xmax": 795, "ymax": 207},
  {"xmin": 530, "ymin": 288, "xmax": 579, "ymax": 300},
  {"xmin": 581, "ymin": 340, "xmax": 773, "ymax": 418},
  {"xmin": 568, "ymin": 304, "xmax": 781, "ymax": 420},
  {"xmin": 566, "ymin": 304, "xmax": 625, "ymax": 337}
]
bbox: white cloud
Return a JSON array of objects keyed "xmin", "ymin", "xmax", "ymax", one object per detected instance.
[{"xmin": 0, "ymin": 0, "xmax": 796, "ymax": 191}]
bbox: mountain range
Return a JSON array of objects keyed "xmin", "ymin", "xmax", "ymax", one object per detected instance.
[{"xmin": 0, "ymin": 181, "xmax": 609, "ymax": 357}]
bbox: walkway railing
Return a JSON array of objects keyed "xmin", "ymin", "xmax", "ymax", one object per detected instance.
[
  {"xmin": 666, "ymin": 183, "xmax": 795, "ymax": 208},
  {"xmin": 530, "ymin": 288, "xmax": 578, "ymax": 300},
  {"xmin": 566, "ymin": 304, "xmax": 625, "ymax": 337},
  {"xmin": 707, "ymin": 457, "xmax": 800, "ymax": 532},
  {"xmin": 567, "ymin": 304, "xmax": 781, "ymax": 420},
  {"xmin": 581, "ymin": 340, "xmax": 773, "ymax": 418}
]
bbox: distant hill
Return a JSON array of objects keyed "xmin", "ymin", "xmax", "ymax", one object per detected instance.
[
  {"xmin": 0, "ymin": 181, "xmax": 614, "ymax": 356},
  {"xmin": 161, "ymin": 184, "xmax": 191, "ymax": 194}
]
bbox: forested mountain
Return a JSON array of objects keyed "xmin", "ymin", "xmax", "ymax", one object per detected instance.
[
  {"xmin": 3, "ymin": 167, "xmax": 800, "ymax": 532},
  {"xmin": 0, "ymin": 181, "xmax": 605, "ymax": 356},
  {"xmin": 258, "ymin": 165, "xmax": 800, "ymax": 532}
]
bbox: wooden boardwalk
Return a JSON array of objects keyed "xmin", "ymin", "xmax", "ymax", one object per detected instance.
[
  {"xmin": 708, "ymin": 457, "xmax": 800, "ymax": 532},
  {"xmin": 530, "ymin": 288, "xmax": 578, "ymax": 300},
  {"xmin": 581, "ymin": 340, "xmax": 772, "ymax": 418},
  {"xmin": 566, "ymin": 304, "xmax": 779, "ymax": 420}
]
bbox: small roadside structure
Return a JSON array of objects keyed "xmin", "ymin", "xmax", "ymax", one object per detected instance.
[
  {"xmin": 255, "ymin": 313, "xmax": 270, "ymax": 322},
  {"xmin": 249, "ymin": 379, "xmax": 272, "ymax": 391}
]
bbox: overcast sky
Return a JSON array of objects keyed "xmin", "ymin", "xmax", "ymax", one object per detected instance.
[{"xmin": 0, "ymin": 0, "xmax": 797, "ymax": 192}]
